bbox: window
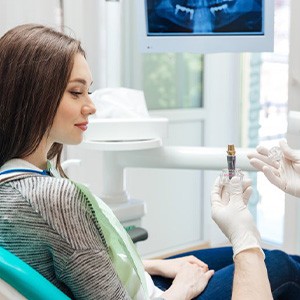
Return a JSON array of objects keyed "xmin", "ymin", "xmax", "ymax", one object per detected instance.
[
  {"xmin": 142, "ymin": 53, "xmax": 204, "ymax": 110},
  {"xmin": 246, "ymin": 0, "xmax": 290, "ymax": 245}
]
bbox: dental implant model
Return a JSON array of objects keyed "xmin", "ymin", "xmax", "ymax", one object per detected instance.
[{"xmin": 227, "ymin": 144, "xmax": 236, "ymax": 180}]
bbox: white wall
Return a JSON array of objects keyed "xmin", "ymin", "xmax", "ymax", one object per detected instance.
[
  {"xmin": 0, "ymin": 0, "xmax": 61, "ymax": 36},
  {"xmin": 63, "ymin": 0, "xmax": 106, "ymax": 89}
]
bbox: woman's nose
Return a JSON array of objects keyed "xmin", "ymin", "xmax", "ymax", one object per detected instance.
[{"xmin": 84, "ymin": 97, "xmax": 96, "ymax": 115}]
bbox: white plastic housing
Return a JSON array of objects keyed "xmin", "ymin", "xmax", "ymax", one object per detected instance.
[{"xmin": 84, "ymin": 118, "xmax": 169, "ymax": 141}]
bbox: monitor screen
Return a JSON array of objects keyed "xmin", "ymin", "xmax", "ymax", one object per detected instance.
[{"xmin": 136, "ymin": 0, "xmax": 274, "ymax": 53}]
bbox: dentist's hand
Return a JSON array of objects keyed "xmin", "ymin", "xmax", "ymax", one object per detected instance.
[
  {"xmin": 211, "ymin": 176, "xmax": 263, "ymax": 258},
  {"xmin": 248, "ymin": 140, "xmax": 300, "ymax": 197}
]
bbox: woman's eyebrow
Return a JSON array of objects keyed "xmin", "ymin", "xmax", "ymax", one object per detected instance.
[{"xmin": 68, "ymin": 78, "xmax": 93, "ymax": 86}]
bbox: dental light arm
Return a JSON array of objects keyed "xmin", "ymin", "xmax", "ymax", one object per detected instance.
[
  {"xmin": 79, "ymin": 142, "xmax": 255, "ymax": 204},
  {"xmin": 117, "ymin": 146, "xmax": 253, "ymax": 170}
]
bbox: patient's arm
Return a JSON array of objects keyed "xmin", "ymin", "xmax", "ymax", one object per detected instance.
[
  {"xmin": 160, "ymin": 263, "xmax": 213, "ymax": 300},
  {"xmin": 233, "ymin": 249, "xmax": 272, "ymax": 300},
  {"xmin": 143, "ymin": 257, "xmax": 214, "ymax": 300},
  {"xmin": 143, "ymin": 255, "xmax": 214, "ymax": 300},
  {"xmin": 143, "ymin": 256, "xmax": 208, "ymax": 278}
]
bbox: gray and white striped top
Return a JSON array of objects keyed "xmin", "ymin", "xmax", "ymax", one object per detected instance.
[{"xmin": 0, "ymin": 174, "xmax": 131, "ymax": 299}]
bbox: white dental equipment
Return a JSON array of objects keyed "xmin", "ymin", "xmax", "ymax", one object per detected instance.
[
  {"xmin": 68, "ymin": 88, "xmax": 256, "ymax": 227},
  {"xmin": 79, "ymin": 88, "xmax": 255, "ymax": 205}
]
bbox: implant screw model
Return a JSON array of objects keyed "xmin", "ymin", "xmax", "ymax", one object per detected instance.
[{"xmin": 227, "ymin": 144, "xmax": 236, "ymax": 180}]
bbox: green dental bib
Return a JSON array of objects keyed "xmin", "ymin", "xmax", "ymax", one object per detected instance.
[{"xmin": 73, "ymin": 182, "xmax": 148, "ymax": 300}]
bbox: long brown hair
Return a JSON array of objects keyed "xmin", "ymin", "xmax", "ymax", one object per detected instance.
[{"xmin": 0, "ymin": 24, "xmax": 85, "ymax": 176}]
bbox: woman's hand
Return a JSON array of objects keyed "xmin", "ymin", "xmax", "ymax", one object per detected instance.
[
  {"xmin": 144, "ymin": 256, "xmax": 214, "ymax": 300},
  {"xmin": 143, "ymin": 255, "xmax": 209, "ymax": 278},
  {"xmin": 161, "ymin": 262, "xmax": 214, "ymax": 300}
]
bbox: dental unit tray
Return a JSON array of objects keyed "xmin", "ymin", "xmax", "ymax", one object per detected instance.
[{"xmin": 84, "ymin": 118, "xmax": 169, "ymax": 142}]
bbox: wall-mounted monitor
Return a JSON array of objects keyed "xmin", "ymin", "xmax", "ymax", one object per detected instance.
[{"xmin": 136, "ymin": 0, "xmax": 274, "ymax": 53}]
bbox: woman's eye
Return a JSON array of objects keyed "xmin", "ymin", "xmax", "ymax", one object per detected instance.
[{"xmin": 70, "ymin": 91, "xmax": 82, "ymax": 97}]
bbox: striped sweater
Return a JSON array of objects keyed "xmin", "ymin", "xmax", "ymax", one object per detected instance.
[{"xmin": 0, "ymin": 175, "xmax": 131, "ymax": 299}]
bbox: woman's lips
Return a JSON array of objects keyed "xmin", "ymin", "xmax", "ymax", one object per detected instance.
[{"xmin": 75, "ymin": 122, "xmax": 88, "ymax": 131}]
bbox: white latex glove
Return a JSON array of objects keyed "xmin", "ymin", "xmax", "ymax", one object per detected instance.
[
  {"xmin": 248, "ymin": 140, "xmax": 300, "ymax": 197},
  {"xmin": 211, "ymin": 176, "xmax": 264, "ymax": 258}
]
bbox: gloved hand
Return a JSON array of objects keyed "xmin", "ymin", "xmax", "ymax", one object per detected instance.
[
  {"xmin": 211, "ymin": 176, "xmax": 264, "ymax": 258},
  {"xmin": 248, "ymin": 140, "xmax": 300, "ymax": 197}
]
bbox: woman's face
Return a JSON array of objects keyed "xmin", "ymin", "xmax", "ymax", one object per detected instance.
[{"xmin": 49, "ymin": 53, "xmax": 96, "ymax": 145}]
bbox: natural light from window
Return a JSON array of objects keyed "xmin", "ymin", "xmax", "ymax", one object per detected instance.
[{"xmin": 257, "ymin": 0, "xmax": 290, "ymax": 245}]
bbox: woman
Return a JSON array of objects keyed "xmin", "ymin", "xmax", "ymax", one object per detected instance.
[{"xmin": 0, "ymin": 24, "xmax": 299, "ymax": 300}]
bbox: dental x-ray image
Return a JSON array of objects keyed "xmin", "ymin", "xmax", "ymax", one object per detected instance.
[{"xmin": 146, "ymin": 0, "xmax": 263, "ymax": 35}]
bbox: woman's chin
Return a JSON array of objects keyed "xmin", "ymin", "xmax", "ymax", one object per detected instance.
[{"xmin": 65, "ymin": 137, "xmax": 84, "ymax": 146}]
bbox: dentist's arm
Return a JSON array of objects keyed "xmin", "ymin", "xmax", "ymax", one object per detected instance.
[
  {"xmin": 211, "ymin": 177, "xmax": 272, "ymax": 300},
  {"xmin": 248, "ymin": 140, "xmax": 300, "ymax": 197},
  {"xmin": 233, "ymin": 248, "xmax": 271, "ymax": 300}
]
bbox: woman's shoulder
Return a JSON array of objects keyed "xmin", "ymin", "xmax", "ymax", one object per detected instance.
[
  {"xmin": 15, "ymin": 174, "xmax": 77, "ymax": 194},
  {"xmin": 11, "ymin": 176, "xmax": 102, "ymax": 244},
  {"xmin": 10, "ymin": 175, "xmax": 88, "ymax": 212}
]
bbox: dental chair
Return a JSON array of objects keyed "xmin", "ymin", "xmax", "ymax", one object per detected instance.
[
  {"xmin": 0, "ymin": 247, "xmax": 70, "ymax": 300},
  {"xmin": 125, "ymin": 225, "xmax": 148, "ymax": 243}
]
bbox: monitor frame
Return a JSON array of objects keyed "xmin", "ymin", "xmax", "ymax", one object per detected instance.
[{"xmin": 136, "ymin": 0, "xmax": 274, "ymax": 53}]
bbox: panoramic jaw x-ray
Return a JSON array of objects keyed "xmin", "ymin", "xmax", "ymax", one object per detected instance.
[{"xmin": 148, "ymin": 0, "xmax": 263, "ymax": 34}]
